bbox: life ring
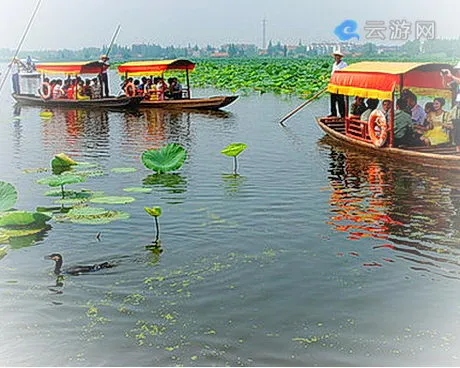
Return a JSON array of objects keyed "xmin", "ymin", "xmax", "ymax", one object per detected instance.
[
  {"xmin": 124, "ymin": 82, "xmax": 136, "ymax": 97},
  {"xmin": 368, "ymin": 109, "xmax": 388, "ymax": 147},
  {"xmin": 39, "ymin": 82, "xmax": 51, "ymax": 99}
]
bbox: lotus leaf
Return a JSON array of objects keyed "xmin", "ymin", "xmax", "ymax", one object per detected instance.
[
  {"xmin": 37, "ymin": 174, "xmax": 86, "ymax": 187},
  {"xmin": 144, "ymin": 207, "xmax": 162, "ymax": 217},
  {"xmin": 111, "ymin": 167, "xmax": 137, "ymax": 173},
  {"xmin": 89, "ymin": 196, "xmax": 136, "ymax": 205},
  {"xmin": 0, "ymin": 211, "xmax": 51, "ymax": 227},
  {"xmin": 221, "ymin": 143, "xmax": 247, "ymax": 157},
  {"xmin": 23, "ymin": 167, "xmax": 49, "ymax": 174},
  {"xmin": 123, "ymin": 187, "xmax": 153, "ymax": 193},
  {"xmin": 0, "ymin": 181, "xmax": 18, "ymax": 212},
  {"xmin": 72, "ymin": 169, "xmax": 106, "ymax": 178},
  {"xmin": 51, "ymin": 153, "xmax": 78, "ymax": 172},
  {"xmin": 141, "ymin": 143, "xmax": 187, "ymax": 173},
  {"xmin": 45, "ymin": 189, "xmax": 98, "ymax": 197},
  {"xmin": 0, "ymin": 245, "xmax": 8, "ymax": 260},
  {"xmin": 61, "ymin": 206, "xmax": 130, "ymax": 225},
  {"xmin": 1, "ymin": 226, "xmax": 48, "ymax": 238}
]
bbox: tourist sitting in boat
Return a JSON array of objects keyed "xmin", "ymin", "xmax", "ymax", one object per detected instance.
[
  {"xmin": 419, "ymin": 98, "xmax": 451, "ymax": 146},
  {"xmin": 143, "ymin": 78, "xmax": 153, "ymax": 99},
  {"xmin": 138, "ymin": 77, "xmax": 148, "ymax": 94},
  {"xmin": 84, "ymin": 79, "xmax": 93, "ymax": 98},
  {"xmin": 155, "ymin": 77, "xmax": 167, "ymax": 100},
  {"xmin": 76, "ymin": 80, "xmax": 90, "ymax": 100},
  {"xmin": 349, "ymin": 96, "xmax": 367, "ymax": 117},
  {"xmin": 170, "ymin": 77, "xmax": 183, "ymax": 100},
  {"xmin": 381, "ymin": 99, "xmax": 392, "ymax": 122},
  {"xmin": 402, "ymin": 89, "xmax": 426, "ymax": 126},
  {"xmin": 133, "ymin": 79, "xmax": 142, "ymax": 95},
  {"xmin": 393, "ymin": 98, "xmax": 418, "ymax": 147},
  {"xmin": 52, "ymin": 80, "xmax": 65, "ymax": 99},
  {"xmin": 91, "ymin": 78, "xmax": 102, "ymax": 99},
  {"xmin": 360, "ymin": 99, "xmax": 379, "ymax": 122}
]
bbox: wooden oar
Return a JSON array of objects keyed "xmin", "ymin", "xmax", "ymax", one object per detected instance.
[
  {"xmin": 105, "ymin": 24, "xmax": 121, "ymax": 57},
  {"xmin": 0, "ymin": 0, "xmax": 42, "ymax": 95},
  {"xmin": 279, "ymin": 86, "xmax": 328, "ymax": 126}
]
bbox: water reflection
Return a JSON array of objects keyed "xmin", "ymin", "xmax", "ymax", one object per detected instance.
[
  {"xmin": 323, "ymin": 140, "xmax": 460, "ymax": 277},
  {"xmin": 221, "ymin": 173, "xmax": 247, "ymax": 196}
]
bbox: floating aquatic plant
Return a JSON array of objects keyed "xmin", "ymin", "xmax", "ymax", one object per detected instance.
[
  {"xmin": 0, "ymin": 181, "xmax": 18, "ymax": 212},
  {"xmin": 51, "ymin": 153, "xmax": 77, "ymax": 172},
  {"xmin": 0, "ymin": 211, "xmax": 51, "ymax": 227},
  {"xmin": 141, "ymin": 143, "xmax": 187, "ymax": 174},
  {"xmin": 57, "ymin": 206, "xmax": 130, "ymax": 225},
  {"xmin": 89, "ymin": 196, "xmax": 136, "ymax": 205},
  {"xmin": 221, "ymin": 143, "xmax": 247, "ymax": 174},
  {"xmin": 123, "ymin": 187, "xmax": 153, "ymax": 194},
  {"xmin": 37, "ymin": 174, "xmax": 86, "ymax": 198},
  {"xmin": 111, "ymin": 167, "xmax": 137, "ymax": 174},
  {"xmin": 144, "ymin": 206, "xmax": 162, "ymax": 245}
]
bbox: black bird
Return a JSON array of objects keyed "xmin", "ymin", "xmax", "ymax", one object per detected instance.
[{"xmin": 45, "ymin": 253, "xmax": 115, "ymax": 275}]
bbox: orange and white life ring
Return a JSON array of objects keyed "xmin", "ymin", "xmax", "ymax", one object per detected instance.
[
  {"xmin": 368, "ymin": 109, "xmax": 388, "ymax": 148},
  {"xmin": 124, "ymin": 82, "xmax": 136, "ymax": 97},
  {"xmin": 39, "ymin": 82, "xmax": 51, "ymax": 100}
]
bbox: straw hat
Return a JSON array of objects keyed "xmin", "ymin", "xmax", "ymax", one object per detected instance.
[
  {"xmin": 454, "ymin": 62, "xmax": 460, "ymax": 69},
  {"xmin": 101, "ymin": 54, "xmax": 109, "ymax": 60},
  {"xmin": 332, "ymin": 51, "xmax": 344, "ymax": 57}
]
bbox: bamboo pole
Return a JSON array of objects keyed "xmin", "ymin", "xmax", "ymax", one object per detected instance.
[{"xmin": 279, "ymin": 87, "xmax": 327, "ymax": 126}]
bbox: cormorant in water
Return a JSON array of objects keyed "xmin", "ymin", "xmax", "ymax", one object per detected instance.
[{"xmin": 45, "ymin": 253, "xmax": 115, "ymax": 275}]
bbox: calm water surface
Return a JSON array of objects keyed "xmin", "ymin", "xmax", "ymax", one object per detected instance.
[{"xmin": 1, "ymin": 82, "xmax": 460, "ymax": 366}]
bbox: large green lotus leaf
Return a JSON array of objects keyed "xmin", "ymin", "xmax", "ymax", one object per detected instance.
[
  {"xmin": 0, "ymin": 211, "xmax": 51, "ymax": 227},
  {"xmin": 221, "ymin": 143, "xmax": 247, "ymax": 157},
  {"xmin": 123, "ymin": 187, "xmax": 153, "ymax": 193},
  {"xmin": 141, "ymin": 143, "xmax": 187, "ymax": 173},
  {"xmin": 111, "ymin": 167, "xmax": 137, "ymax": 174},
  {"xmin": 37, "ymin": 174, "xmax": 86, "ymax": 187},
  {"xmin": 89, "ymin": 196, "xmax": 136, "ymax": 205},
  {"xmin": 0, "ymin": 181, "xmax": 18, "ymax": 212}
]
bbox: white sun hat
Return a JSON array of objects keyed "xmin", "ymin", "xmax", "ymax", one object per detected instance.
[{"xmin": 454, "ymin": 62, "xmax": 460, "ymax": 69}]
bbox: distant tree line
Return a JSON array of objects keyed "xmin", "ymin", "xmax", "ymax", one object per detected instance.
[{"xmin": 0, "ymin": 38, "xmax": 459, "ymax": 62}]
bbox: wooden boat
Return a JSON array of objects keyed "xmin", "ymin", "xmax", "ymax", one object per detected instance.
[
  {"xmin": 317, "ymin": 61, "xmax": 460, "ymax": 170},
  {"xmin": 12, "ymin": 61, "xmax": 142, "ymax": 109},
  {"xmin": 117, "ymin": 59, "xmax": 238, "ymax": 110}
]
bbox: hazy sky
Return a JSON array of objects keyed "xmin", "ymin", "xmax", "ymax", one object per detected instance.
[{"xmin": 1, "ymin": 0, "xmax": 459, "ymax": 50}]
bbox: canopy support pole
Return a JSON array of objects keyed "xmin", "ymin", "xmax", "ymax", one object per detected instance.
[
  {"xmin": 389, "ymin": 92, "xmax": 395, "ymax": 148},
  {"xmin": 186, "ymin": 69, "xmax": 191, "ymax": 99}
]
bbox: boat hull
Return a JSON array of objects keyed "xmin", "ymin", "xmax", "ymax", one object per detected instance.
[
  {"xmin": 12, "ymin": 94, "xmax": 142, "ymax": 109},
  {"xmin": 316, "ymin": 117, "xmax": 460, "ymax": 171},
  {"xmin": 139, "ymin": 95, "xmax": 238, "ymax": 110}
]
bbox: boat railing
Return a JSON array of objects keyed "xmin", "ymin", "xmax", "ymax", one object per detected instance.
[{"xmin": 347, "ymin": 116, "xmax": 371, "ymax": 143}]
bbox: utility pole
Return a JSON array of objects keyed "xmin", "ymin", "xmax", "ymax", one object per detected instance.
[{"xmin": 262, "ymin": 18, "xmax": 267, "ymax": 50}]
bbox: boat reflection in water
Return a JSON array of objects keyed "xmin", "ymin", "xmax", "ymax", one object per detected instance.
[{"xmin": 323, "ymin": 138, "xmax": 460, "ymax": 278}]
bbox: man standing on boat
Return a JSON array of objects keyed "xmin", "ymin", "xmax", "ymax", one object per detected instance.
[
  {"xmin": 98, "ymin": 54, "xmax": 110, "ymax": 98},
  {"xmin": 329, "ymin": 51, "xmax": 348, "ymax": 118},
  {"xmin": 442, "ymin": 63, "xmax": 460, "ymax": 151},
  {"xmin": 10, "ymin": 57, "xmax": 25, "ymax": 95}
]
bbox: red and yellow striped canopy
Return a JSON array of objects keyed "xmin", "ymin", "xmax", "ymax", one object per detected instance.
[
  {"xmin": 36, "ymin": 61, "xmax": 108, "ymax": 75},
  {"xmin": 117, "ymin": 59, "xmax": 195, "ymax": 76},
  {"xmin": 328, "ymin": 62, "xmax": 454, "ymax": 100}
]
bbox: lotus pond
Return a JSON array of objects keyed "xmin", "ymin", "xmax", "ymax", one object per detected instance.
[{"xmin": 1, "ymin": 80, "xmax": 460, "ymax": 366}]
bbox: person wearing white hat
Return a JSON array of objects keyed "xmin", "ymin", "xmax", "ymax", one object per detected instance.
[
  {"xmin": 329, "ymin": 51, "xmax": 348, "ymax": 117},
  {"xmin": 98, "ymin": 54, "xmax": 110, "ymax": 98}
]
